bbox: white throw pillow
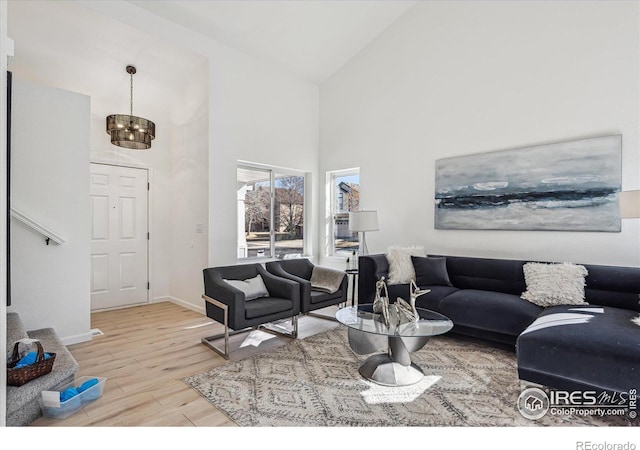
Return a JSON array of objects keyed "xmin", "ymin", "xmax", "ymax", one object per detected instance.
[
  {"xmin": 224, "ymin": 274, "xmax": 269, "ymax": 301},
  {"xmin": 521, "ymin": 262, "xmax": 589, "ymax": 307},
  {"xmin": 385, "ymin": 246, "xmax": 426, "ymax": 285}
]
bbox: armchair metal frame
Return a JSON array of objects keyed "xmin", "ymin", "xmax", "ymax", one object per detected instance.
[{"xmin": 201, "ymin": 294, "xmax": 298, "ymax": 360}]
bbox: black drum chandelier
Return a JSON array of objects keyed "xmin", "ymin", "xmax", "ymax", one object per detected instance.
[{"xmin": 106, "ymin": 65, "xmax": 155, "ymax": 150}]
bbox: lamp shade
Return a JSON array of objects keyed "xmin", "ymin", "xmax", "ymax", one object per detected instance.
[
  {"xmin": 349, "ymin": 210, "xmax": 379, "ymax": 232},
  {"xmin": 619, "ymin": 190, "xmax": 640, "ymax": 219},
  {"xmin": 106, "ymin": 114, "xmax": 155, "ymax": 150},
  {"xmin": 106, "ymin": 65, "xmax": 155, "ymax": 150}
]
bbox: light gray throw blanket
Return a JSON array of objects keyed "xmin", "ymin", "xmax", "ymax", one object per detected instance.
[{"xmin": 310, "ymin": 266, "xmax": 345, "ymax": 294}]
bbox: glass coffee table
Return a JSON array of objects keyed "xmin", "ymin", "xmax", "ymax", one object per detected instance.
[{"xmin": 335, "ymin": 304, "xmax": 453, "ymax": 386}]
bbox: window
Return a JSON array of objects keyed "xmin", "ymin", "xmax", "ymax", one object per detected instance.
[
  {"xmin": 237, "ymin": 165, "xmax": 306, "ymax": 259},
  {"xmin": 328, "ymin": 168, "xmax": 360, "ymax": 257}
]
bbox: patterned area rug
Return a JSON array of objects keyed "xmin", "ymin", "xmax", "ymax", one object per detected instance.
[{"xmin": 183, "ymin": 326, "xmax": 632, "ymax": 427}]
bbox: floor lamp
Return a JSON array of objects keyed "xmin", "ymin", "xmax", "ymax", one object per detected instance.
[
  {"xmin": 349, "ymin": 210, "xmax": 379, "ymax": 256},
  {"xmin": 619, "ymin": 190, "xmax": 640, "ymax": 265},
  {"xmin": 619, "ymin": 190, "xmax": 640, "ymax": 220}
]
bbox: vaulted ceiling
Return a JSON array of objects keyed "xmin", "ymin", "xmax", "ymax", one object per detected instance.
[
  {"xmin": 7, "ymin": 0, "xmax": 416, "ymax": 121},
  {"xmin": 127, "ymin": 0, "xmax": 416, "ymax": 84}
]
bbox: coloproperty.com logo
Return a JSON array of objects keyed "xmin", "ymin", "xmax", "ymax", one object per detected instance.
[{"xmin": 517, "ymin": 387, "xmax": 637, "ymax": 420}]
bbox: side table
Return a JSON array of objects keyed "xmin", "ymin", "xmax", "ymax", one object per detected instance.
[{"xmin": 345, "ymin": 269, "xmax": 358, "ymax": 306}]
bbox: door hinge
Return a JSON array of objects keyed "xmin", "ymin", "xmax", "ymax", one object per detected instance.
[
  {"xmin": 147, "ymin": 182, "xmax": 150, "ymax": 190},
  {"xmin": 147, "ymin": 282, "xmax": 150, "ymax": 290},
  {"xmin": 147, "ymin": 232, "xmax": 150, "ymax": 240}
]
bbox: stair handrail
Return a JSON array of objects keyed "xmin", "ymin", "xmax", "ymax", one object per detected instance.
[{"xmin": 9, "ymin": 206, "xmax": 66, "ymax": 245}]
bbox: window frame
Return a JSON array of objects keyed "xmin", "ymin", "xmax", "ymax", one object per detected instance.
[
  {"xmin": 237, "ymin": 162, "xmax": 308, "ymax": 261},
  {"xmin": 327, "ymin": 167, "xmax": 360, "ymax": 258}
]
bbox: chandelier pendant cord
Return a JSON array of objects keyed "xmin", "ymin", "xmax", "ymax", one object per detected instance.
[{"xmin": 130, "ymin": 71, "xmax": 134, "ymax": 117}]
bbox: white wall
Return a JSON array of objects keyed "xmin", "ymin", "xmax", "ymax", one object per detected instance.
[
  {"xmin": 74, "ymin": 1, "xmax": 321, "ymax": 275},
  {"xmin": 7, "ymin": 1, "xmax": 208, "ymax": 314},
  {"xmin": 86, "ymin": 2, "xmax": 321, "ymax": 305},
  {"xmin": 157, "ymin": 33, "xmax": 318, "ymax": 308},
  {"xmin": 207, "ymin": 41, "xmax": 320, "ymax": 268},
  {"xmin": 320, "ymin": 0, "xmax": 640, "ymax": 267},
  {"xmin": 9, "ymin": 78, "xmax": 91, "ymax": 344},
  {"xmin": 168, "ymin": 60, "xmax": 210, "ymax": 311},
  {"xmin": 10, "ymin": 1, "xmax": 320, "ymax": 313}
]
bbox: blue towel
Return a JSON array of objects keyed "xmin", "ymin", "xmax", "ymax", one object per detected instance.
[
  {"xmin": 60, "ymin": 387, "xmax": 79, "ymax": 402},
  {"xmin": 78, "ymin": 378, "xmax": 101, "ymax": 401},
  {"xmin": 13, "ymin": 351, "xmax": 51, "ymax": 369},
  {"xmin": 77, "ymin": 378, "xmax": 99, "ymax": 393},
  {"xmin": 58, "ymin": 378, "xmax": 100, "ymax": 403}
]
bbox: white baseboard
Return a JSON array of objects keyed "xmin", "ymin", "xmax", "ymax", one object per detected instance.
[
  {"xmin": 165, "ymin": 296, "xmax": 205, "ymax": 315},
  {"xmin": 91, "ymin": 296, "xmax": 204, "ymax": 314},
  {"xmin": 62, "ymin": 331, "xmax": 93, "ymax": 346}
]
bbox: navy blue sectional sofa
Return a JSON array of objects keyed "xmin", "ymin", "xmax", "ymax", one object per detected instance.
[{"xmin": 358, "ymin": 254, "xmax": 640, "ymax": 394}]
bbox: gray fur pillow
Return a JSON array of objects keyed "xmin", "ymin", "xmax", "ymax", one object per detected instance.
[{"xmin": 521, "ymin": 262, "xmax": 589, "ymax": 307}]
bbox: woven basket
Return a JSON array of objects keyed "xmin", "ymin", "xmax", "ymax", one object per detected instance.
[{"xmin": 7, "ymin": 340, "xmax": 56, "ymax": 387}]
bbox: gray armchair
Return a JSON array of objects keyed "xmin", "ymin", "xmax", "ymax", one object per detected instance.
[
  {"xmin": 202, "ymin": 263, "xmax": 300, "ymax": 359},
  {"xmin": 265, "ymin": 259, "xmax": 348, "ymax": 318}
]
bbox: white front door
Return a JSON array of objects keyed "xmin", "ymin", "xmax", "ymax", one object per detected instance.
[{"xmin": 90, "ymin": 163, "xmax": 149, "ymax": 310}]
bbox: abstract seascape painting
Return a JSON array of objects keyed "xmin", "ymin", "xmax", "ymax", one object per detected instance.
[{"xmin": 434, "ymin": 135, "xmax": 622, "ymax": 232}]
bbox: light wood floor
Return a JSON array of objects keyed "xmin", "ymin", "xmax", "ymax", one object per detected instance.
[{"xmin": 31, "ymin": 301, "xmax": 340, "ymax": 427}]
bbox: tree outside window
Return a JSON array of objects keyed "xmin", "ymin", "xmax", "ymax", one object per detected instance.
[{"xmin": 237, "ymin": 166, "xmax": 306, "ymax": 259}]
